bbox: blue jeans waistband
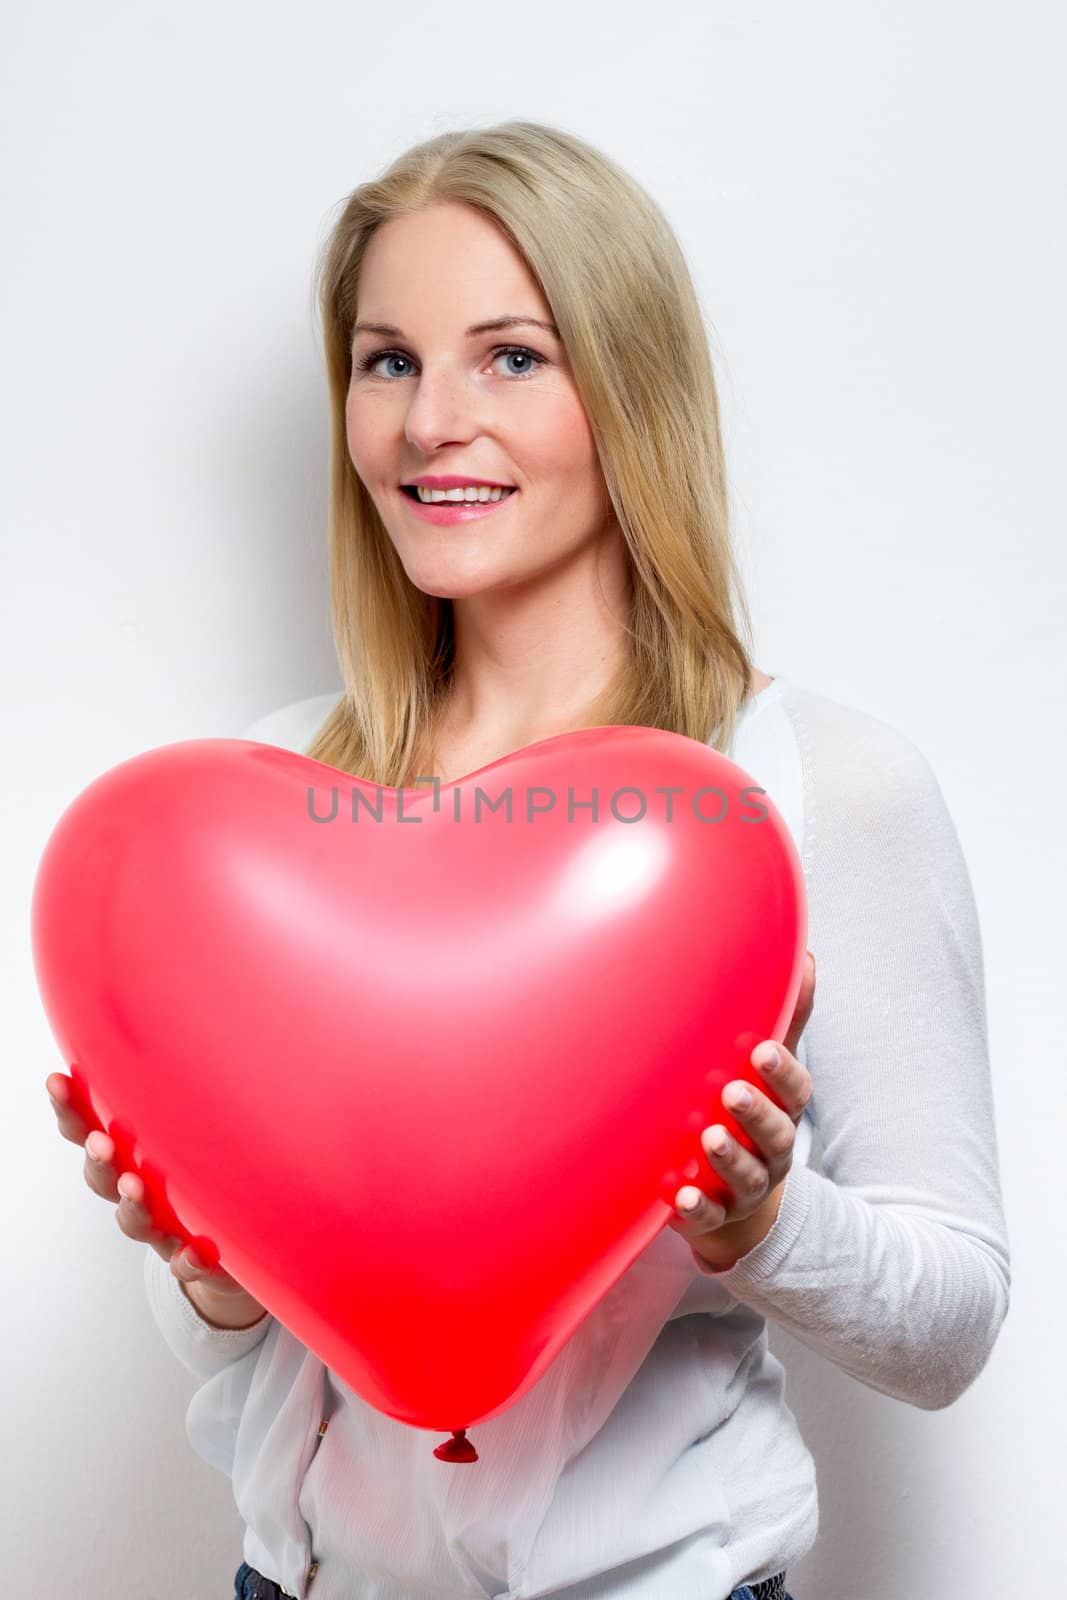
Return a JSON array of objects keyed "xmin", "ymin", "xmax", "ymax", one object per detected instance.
[{"xmin": 233, "ymin": 1558, "xmax": 793, "ymax": 1599}]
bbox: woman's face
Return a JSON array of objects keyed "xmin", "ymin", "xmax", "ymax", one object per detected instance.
[{"xmin": 346, "ymin": 200, "xmax": 619, "ymax": 600}]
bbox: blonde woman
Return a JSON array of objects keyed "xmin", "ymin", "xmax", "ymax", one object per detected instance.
[{"xmin": 50, "ymin": 120, "xmax": 1010, "ymax": 1600}]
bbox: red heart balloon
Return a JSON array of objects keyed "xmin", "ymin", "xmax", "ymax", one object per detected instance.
[{"xmin": 32, "ymin": 725, "xmax": 805, "ymax": 1458}]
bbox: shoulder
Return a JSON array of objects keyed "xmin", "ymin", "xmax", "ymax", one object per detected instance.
[
  {"xmin": 775, "ymin": 677, "xmax": 946, "ymax": 817},
  {"xmin": 239, "ymin": 690, "xmax": 341, "ymax": 754},
  {"xmin": 772, "ymin": 679, "xmax": 971, "ymax": 905},
  {"xmin": 730, "ymin": 676, "xmax": 950, "ymax": 870}
]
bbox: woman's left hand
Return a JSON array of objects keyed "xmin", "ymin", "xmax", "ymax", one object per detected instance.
[{"xmin": 666, "ymin": 951, "xmax": 816, "ymax": 1265}]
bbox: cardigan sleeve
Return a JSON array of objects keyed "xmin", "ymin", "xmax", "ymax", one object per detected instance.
[
  {"xmin": 692, "ymin": 690, "xmax": 1012, "ymax": 1412},
  {"xmin": 142, "ymin": 1244, "xmax": 272, "ymax": 1382}
]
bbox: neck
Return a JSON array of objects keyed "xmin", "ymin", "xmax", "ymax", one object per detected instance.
[{"xmin": 440, "ymin": 539, "xmax": 634, "ymax": 747}]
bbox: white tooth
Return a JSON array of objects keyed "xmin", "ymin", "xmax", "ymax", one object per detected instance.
[{"xmin": 416, "ymin": 485, "xmax": 513, "ymax": 503}]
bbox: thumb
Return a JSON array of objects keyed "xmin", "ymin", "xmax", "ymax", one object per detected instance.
[{"xmin": 782, "ymin": 950, "xmax": 816, "ymax": 1057}]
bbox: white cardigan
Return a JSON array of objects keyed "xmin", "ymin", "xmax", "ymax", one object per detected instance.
[{"xmin": 144, "ymin": 674, "xmax": 1011, "ymax": 1600}]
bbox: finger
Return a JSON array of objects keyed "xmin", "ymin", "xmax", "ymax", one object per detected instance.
[
  {"xmin": 782, "ymin": 951, "xmax": 816, "ymax": 1058},
  {"xmin": 49, "ymin": 1075, "xmax": 235, "ymax": 1289},
  {"xmin": 150, "ymin": 1233, "xmax": 184, "ymax": 1263},
  {"xmin": 115, "ymin": 1172, "xmax": 160, "ymax": 1242},
  {"xmin": 82, "ymin": 1130, "xmax": 121, "ymax": 1199},
  {"xmin": 669, "ymin": 1183, "xmax": 727, "ymax": 1235},
  {"xmin": 112, "ymin": 1174, "xmax": 192, "ymax": 1269},
  {"xmin": 750, "ymin": 1040, "xmax": 813, "ymax": 1121},
  {"xmin": 700, "ymin": 1121, "xmax": 772, "ymax": 1215},
  {"xmin": 722, "ymin": 1079, "xmax": 797, "ymax": 1180},
  {"xmin": 168, "ymin": 1242, "xmax": 226, "ymax": 1283},
  {"xmin": 104, "ymin": 1171, "xmax": 214, "ymax": 1291},
  {"xmin": 47, "ymin": 1075, "xmax": 92, "ymax": 1147}
]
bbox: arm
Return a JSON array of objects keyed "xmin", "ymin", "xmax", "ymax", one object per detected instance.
[
  {"xmin": 143, "ymin": 1246, "xmax": 272, "ymax": 1381},
  {"xmin": 690, "ymin": 698, "xmax": 1011, "ymax": 1411},
  {"xmin": 181, "ymin": 1276, "xmax": 269, "ymax": 1330}
]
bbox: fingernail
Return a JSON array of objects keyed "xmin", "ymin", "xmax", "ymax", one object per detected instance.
[
  {"xmin": 676, "ymin": 1188, "xmax": 702, "ymax": 1212},
  {"xmin": 757, "ymin": 1047, "xmax": 780, "ymax": 1074},
  {"xmin": 727, "ymin": 1085, "xmax": 753, "ymax": 1111}
]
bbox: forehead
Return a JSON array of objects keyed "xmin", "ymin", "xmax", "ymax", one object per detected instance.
[{"xmin": 356, "ymin": 201, "xmax": 551, "ymax": 327}]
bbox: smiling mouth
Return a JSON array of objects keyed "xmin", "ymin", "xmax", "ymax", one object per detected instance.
[{"xmin": 400, "ymin": 486, "xmax": 517, "ymax": 501}]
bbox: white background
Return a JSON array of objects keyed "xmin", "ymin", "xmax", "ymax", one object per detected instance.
[{"xmin": 4, "ymin": 2, "xmax": 1063, "ymax": 1595}]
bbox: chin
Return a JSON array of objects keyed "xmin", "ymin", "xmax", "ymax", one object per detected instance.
[
  {"xmin": 397, "ymin": 548, "xmax": 513, "ymax": 599},
  {"xmin": 400, "ymin": 565, "xmax": 495, "ymax": 602},
  {"xmin": 425, "ymin": 580, "xmax": 502, "ymax": 601}
]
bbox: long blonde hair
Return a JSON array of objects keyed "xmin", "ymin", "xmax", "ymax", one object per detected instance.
[{"xmin": 303, "ymin": 119, "xmax": 759, "ymax": 784}]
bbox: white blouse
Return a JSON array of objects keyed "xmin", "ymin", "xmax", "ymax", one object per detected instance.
[{"xmin": 144, "ymin": 674, "xmax": 1010, "ymax": 1599}]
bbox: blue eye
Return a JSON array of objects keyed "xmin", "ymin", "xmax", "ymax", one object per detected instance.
[
  {"xmin": 491, "ymin": 346, "xmax": 543, "ymax": 378},
  {"xmin": 355, "ymin": 344, "xmax": 545, "ymax": 380}
]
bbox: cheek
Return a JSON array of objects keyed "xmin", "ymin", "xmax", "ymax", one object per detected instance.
[
  {"xmin": 345, "ymin": 391, "xmax": 388, "ymax": 468},
  {"xmin": 519, "ymin": 389, "xmax": 601, "ymax": 488},
  {"xmin": 344, "ymin": 392, "xmax": 361, "ymax": 463}
]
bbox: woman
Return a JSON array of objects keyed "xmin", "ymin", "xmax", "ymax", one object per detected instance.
[{"xmin": 52, "ymin": 121, "xmax": 1010, "ymax": 1599}]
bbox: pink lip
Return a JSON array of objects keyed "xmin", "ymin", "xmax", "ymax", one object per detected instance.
[
  {"xmin": 404, "ymin": 475, "xmax": 516, "ymax": 489},
  {"xmin": 399, "ymin": 486, "xmax": 518, "ymax": 525}
]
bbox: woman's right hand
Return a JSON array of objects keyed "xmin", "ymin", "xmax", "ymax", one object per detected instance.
[{"xmin": 46, "ymin": 1069, "xmax": 267, "ymax": 1314}]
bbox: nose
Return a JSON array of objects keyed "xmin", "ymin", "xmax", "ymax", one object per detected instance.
[{"xmin": 403, "ymin": 364, "xmax": 485, "ymax": 455}]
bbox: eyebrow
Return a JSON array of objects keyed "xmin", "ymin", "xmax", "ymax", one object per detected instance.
[{"xmin": 351, "ymin": 314, "xmax": 560, "ymax": 342}]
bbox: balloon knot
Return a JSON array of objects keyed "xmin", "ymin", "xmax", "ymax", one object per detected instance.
[{"xmin": 433, "ymin": 1427, "xmax": 479, "ymax": 1463}]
